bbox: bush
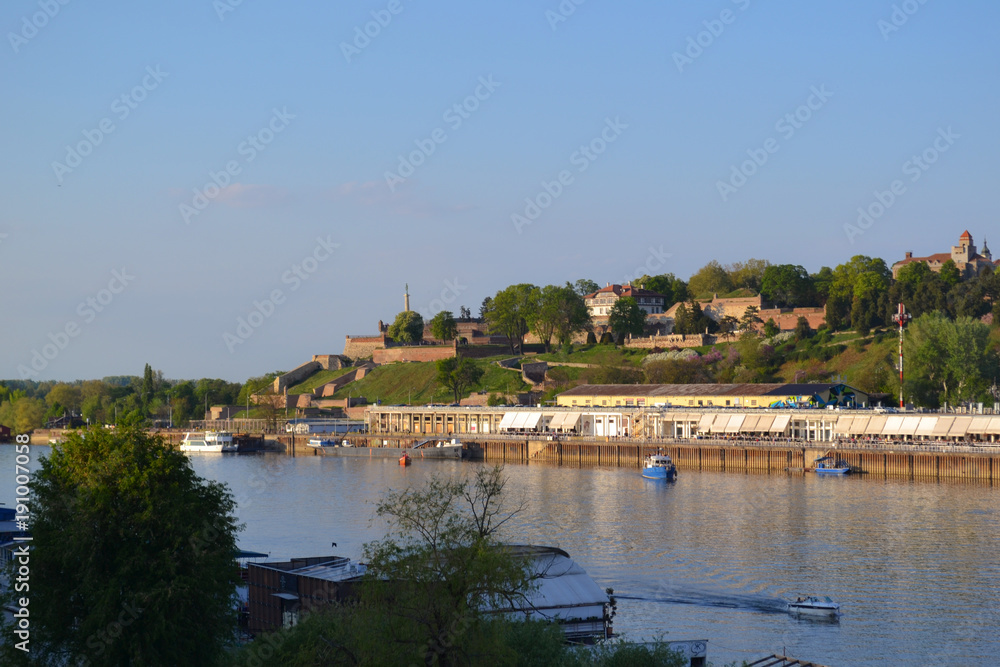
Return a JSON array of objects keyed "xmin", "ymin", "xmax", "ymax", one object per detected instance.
[
  {"xmin": 487, "ymin": 393, "xmax": 507, "ymax": 406},
  {"xmin": 599, "ymin": 332, "xmax": 614, "ymax": 345},
  {"xmin": 586, "ymin": 331, "xmax": 598, "ymax": 345}
]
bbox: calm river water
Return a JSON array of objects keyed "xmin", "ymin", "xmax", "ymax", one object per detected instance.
[{"xmin": 4, "ymin": 446, "xmax": 998, "ymax": 666}]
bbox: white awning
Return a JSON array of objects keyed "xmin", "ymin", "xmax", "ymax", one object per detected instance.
[
  {"xmin": 560, "ymin": 413, "xmax": 581, "ymax": 430},
  {"xmin": 769, "ymin": 414, "xmax": 791, "ymax": 433},
  {"xmin": 834, "ymin": 416, "xmax": 854, "ymax": 434},
  {"xmin": 849, "ymin": 416, "xmax": 870, "ymax": 434},
  {"xmin": 725, "ymin": 415, "xmax": 746, "ymax": 433},
  {"xmin": 900, "ymin": 416, "xmax": 922, "ymax": 436},
  {"xmin": 915, "ymin": 417, "xmax": 938, "ymax": 436},
  {"xmin": 967, "ymin": 417, "xmax": 993, "ymax": 435},
  {"xmin": 948, "ymin": 416, "xmax": 972, "ymax": 437},
  {"xmin": 754, "ymin": 415, "xmax": 774, "ymax": 432},
  {"xmin": 711, "ymin": 414, "xmax": 730, "ymax": 432},
  {"xmin": 865, "ymin": 416, "xmax": 887, "ymax": 435},
  {"xmin": 988, "ymin": 417, "xmax": 1000, "ymax": 434},
  {"xmin": 882, "ymin": 416, "xmax": 906, "ymax": 435},
  {"xmin": 742, "ymin": 415, "xmax": 760, "ymax": 431},
  {"xmin": 498, "ymin": 412, "xmax": 517, "ymax": 430},
  {"xmin": 933, "ymin": 417, "xmax": 955, "ymax": 436},
  {"xmin": 547, "ymin": 413, "xmax": 567, "ymax": 429},
  {"xmin": 509, "ymin": 412, "xmax": 531, "ymax": 430},
  {"xmin": 698, "ymin": 414, "xmax": 715, "ymax": 431}
]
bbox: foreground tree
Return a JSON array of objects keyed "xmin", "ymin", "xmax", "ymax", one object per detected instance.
[
  {"xmin": 530, "ymin": 283, "xmax": 590, "ymax": 352},
  {"xmin": 1, "ymin": 427, "xmax": 242, "ymax": 666},
  {"xmin": 905, "ymin": 312, "xmax": 998, "ymax": 407},
  {"xmin": 388, "ymin": 310, "xmax": 425, "ymax": 344}
]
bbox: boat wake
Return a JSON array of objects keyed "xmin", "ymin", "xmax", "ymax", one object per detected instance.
[{"xmin": 616, "ymin": 588, "xmax": 789, "ymax": 615}]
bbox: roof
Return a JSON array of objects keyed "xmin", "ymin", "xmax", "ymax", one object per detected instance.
[
  {"xmin": 584, "ymin": 284, "xmax": 665, "ymax": 300},
  {"xmin": 557, "ymin": 383, "xmax": 856, "ymax": 398}
]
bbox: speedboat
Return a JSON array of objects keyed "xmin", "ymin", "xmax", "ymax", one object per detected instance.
[
  {"xmin": 642, "ymin": 453, "xmax": 677, "ymax": 481},
  {"xmin": 180, "ymin": 431, "xmax": 237, "ymax": 453},
  {"xmin": 788, "ymin": 596, "xmax": 841, "ymax": 618},
  {"xmin": 813, "ymin": 456, "xmax": 850, "ymax": 475}
]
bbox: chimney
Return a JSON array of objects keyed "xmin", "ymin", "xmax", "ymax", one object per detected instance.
[{"xmin": 905, "ymin": 251, "xmax": 912, "ymax": 259}]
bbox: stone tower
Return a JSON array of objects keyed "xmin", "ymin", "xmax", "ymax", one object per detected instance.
[{"xmin": 404, "ymin": 283, "xmax": 410, "ymax": 312}]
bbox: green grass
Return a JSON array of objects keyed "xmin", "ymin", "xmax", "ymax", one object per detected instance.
[
  {"xmin": 329, "ymin": 358, "xmax": 530, "ymax": 404},
  {"xmin": 286, "ymin": 367, "xmax": 357, "ymax": 395},
  {"xmin": 536, "ymin": 344, "xmax": 649, "ymax": 365}
]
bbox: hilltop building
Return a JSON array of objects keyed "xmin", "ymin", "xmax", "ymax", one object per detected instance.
[
  {"xmin": 891, "ymin": 230, "xmax": 996, "ymax": 279},
  {"xmin": 584, "ymin": 283, "xmax": 667, "ymax": 317}
]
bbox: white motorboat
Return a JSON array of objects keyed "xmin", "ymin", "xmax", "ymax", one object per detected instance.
[
  {"xmin": 180, "ymin": 431, "xmax": 237, "ymax": 453},
  {"xmin": 787, "ymin": 596, "xmax": 841, "ymax": 618}
]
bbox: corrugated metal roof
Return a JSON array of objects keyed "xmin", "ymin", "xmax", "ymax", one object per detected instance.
[{"xmin": 558, "ymin": 383, "xmax": 860, "ymax": 398}]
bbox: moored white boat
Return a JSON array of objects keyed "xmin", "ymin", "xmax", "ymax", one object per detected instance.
[
  {"xmin": 787, "ymin": 595, "xmax": 840, "ymax": 618},
  {"xmin": 308, "ymin": 438, "xmax": 338, "ymax": 448},
  {"xmin": 642, "ymin": 453, "xmax": 677, "ymax": 481},
  {"xmin": 180, "ymin": 431, "xmax": 237, "ymax": 453}
]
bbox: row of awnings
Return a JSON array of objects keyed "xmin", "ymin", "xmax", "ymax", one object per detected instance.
[
  {"xmin": 498, "ymin": 412, "xmax": 583, "ymax": 431},
  {"xmin": 692, "ymin": 413, "xmax": 792, "ymax": 433},
  {"xmin": 833, "ymin": 415, "xmax": 1000, "ymax": 437}
]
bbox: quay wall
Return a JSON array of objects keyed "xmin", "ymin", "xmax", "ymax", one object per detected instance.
[{"xmin": 281, "ymin": 434, "xmax": 1000, "ymax": 481}]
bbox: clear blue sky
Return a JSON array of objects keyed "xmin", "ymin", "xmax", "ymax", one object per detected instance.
[{"xmin": 3, "ymin": 0, "xmax": 998, "ymax": 382}]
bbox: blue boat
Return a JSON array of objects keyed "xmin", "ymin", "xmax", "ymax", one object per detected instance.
[
  {"xmin": 642, "ymin": 453, "xmax": 678, "ymax": 481},
  {"xmin": 813, "ymin": 456, "xmax": 850, "ymax": 475}
]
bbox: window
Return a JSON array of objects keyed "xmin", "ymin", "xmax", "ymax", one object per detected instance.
[{"xmin": 725, "ymin": 400, "xmax": 730, "ymax": 406}]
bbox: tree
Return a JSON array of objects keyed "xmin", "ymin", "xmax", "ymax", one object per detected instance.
[
  {"xmin": 739, "ymin": 305, "xmax": 763, "ymax": 333},
  {"xmin": 586, "ymin": 331, "xmax": 597, "ymax": 345},
  {"xmin": 388, "ymin": 310, "xmax": 424, "ymax": 344},
  {"xmin": 573, "ymin": 278, "xmax": 600, "ymax": 297},
  {"xmin": 727, "ymin": 258, "xmax": 771, "ymax": 292},
  {"xmin": 436, "ymin": 357, "xmax": 485, "ymax": 403},
  {"xmin": 459, "ymin": 305, "xmax": 472, "ymax": 320},
  {"xmin": 530, "ymin": 284, "xmax": 590, "ymax": 352},
  {"xmin": 905, "ymin": 312, "xmax": 997, "ymax": 406},
  {"xmin": 46, "ymin": 383, "xmax": 82, "ymax": 415},
  {"xmin": 940, "ymin": 259, "xmax": 961, "ymax": 286},
  {"xmin": 479, "ymin": 296, "xmax": 492, "ymax": 321},
  {"xmin": 141, "ymin": 363, "xmax": 155, "ymax": 410},
  {"xmin": 361, "ymin": 466, "xmax": 535, "ymax": 664},
  {"xmin": 4, "ymin": 427, "xmax": 241, "ymax": 665},
  {"xmin": 429, "ymin": 310, "xmax": 458, "ymax": 342},
  {"xmin": 826, "ymin": 256, "xmax": 891, "ymax": 331},
  {"xmin": 763, "ymin": 318, "xmax": 780, "ymax": 338},
  {"xmin": 794, "ymin": 316, "xmax": 812, "ymax": 340},
  {"xmin": 608, "ymin": 296, "xmax": 646, "ymax": 339},
  {"xmin": 720, "ymin": 315, "xmax": 741, "ymax": 340},
  {"xmin": 688, "ymin": 260, "xmax": 734, "ymax": 298},
  {"xmin": 484, "ymin": 284, "xmax": 539, "ymax": 354},
  {"xmin": 672, "ymin": 303, "xmax": 690, "ymax": 335},
  {"xmin": 761, "ymin": 264, "xmax": 814, "ymax": 307},
  {"xmin": 636, "ymin": 273, "xmax": 687, "ymax": 309}
]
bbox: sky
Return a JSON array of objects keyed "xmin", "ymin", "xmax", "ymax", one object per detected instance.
[{"xmin": 2, "ymin": 0, "xmax": 999, "ymax": 383}]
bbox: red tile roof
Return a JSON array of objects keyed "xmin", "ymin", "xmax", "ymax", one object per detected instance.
[{"xmin": 584, "ymin": 285, "xmax": 666, "ymax": 300}]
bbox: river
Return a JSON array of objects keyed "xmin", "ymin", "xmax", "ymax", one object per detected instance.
[{"xmin": 3, "ymin": 445, "xmax": 997, "ymax": 665}]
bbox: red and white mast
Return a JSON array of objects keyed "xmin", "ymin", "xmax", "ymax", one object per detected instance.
[{"xmin": 891, "ymin": 303, "xmax": 912, "ymax": 409}]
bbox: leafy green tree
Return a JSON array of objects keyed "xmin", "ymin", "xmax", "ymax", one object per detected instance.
[
  {"xmin": 530, "ymin": 283, "xmax": 590, "ymax": 351},
  {"xmin": 46, "ymin": 383, "xmax": 82, "ymax": 415},
  {"xmin": 586, "ymin": 331, "xmax": 598, "ymax": 345},
  {"xmin": 599, "ymin": 331, "xmax": 614, "ymax": 344},
  {"xmin": 761, "ymin": 264, "xmax": 814, "ymax": 307},
  {"xmin": 739, "ymin": 305, "xmax": 763, "ymax": 332},
  {"xmin": 141, "ymin": 363, "xmax": 155, "ymax": 410},
  {"xmin": 687, "ymin": 260, "xmax": 734, "ymax": 298},
  {"xmin": 636, "ymin": 273, "xmax": 688, "ymax": 309},
  {"xmin": 940, "ymin": 259, "xmax": 961, "ymax": 286},
  {"xmin": 794, "ymin": 316, "xmax": 812, "ymax": 340},
  {"xmin": 429, "ymin": 310, "xmax": 459, "ymax": 342},
  {"xmin": 720, "ymin": 315, "xmax": 741, "ymax": 340},
  {"xmin": 905, "ymin": 312, "xmax": 997, "ymax": 406},
  {"xmin": 573, "ymin": 278, "xmax": 600, "ymax": 297},
  {"xmin": 436, "ymin": 357, "xmax": 485, "ymax": 403},
  {"xmin": 608, "ymin": 296, "xmax": 646, "ymax": 339},
  {"xmin": 387, "ymin": 310, "xmax": 425, "ymax": 344},
  {"xmin": 763, "ymin": 318, "xmax": 780, "ymax": 338},
  {"xmin": 687, "ymin": 300, "xmax": 716, "ymax": 334},
  {"xmin": 8, "ymin": 397, "xmax": 45, "ymax": 433},
  {"xmin": 727, "ymin": 258, "xmax": 771, "ymax": 292},
  {"xmin": 672, "ymin": 303, "xmax": 690, "ymax": 335},
  {"xmin": 826, "ymin": 255, "xmax": 891, "ymax": 331},
  {"xmin": 2, "ymin": 427, "xmax": 242, "ymax": 665},
  {"xmin": 485, "ymin": 284, "xmax": 540, "ymax": 354}
]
